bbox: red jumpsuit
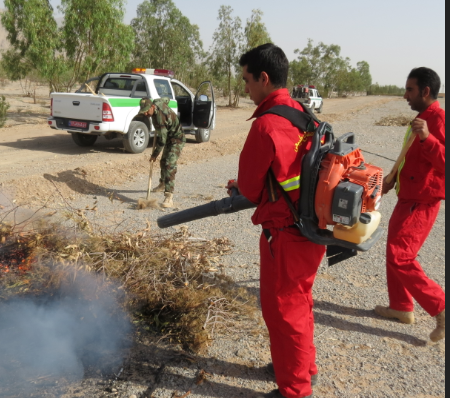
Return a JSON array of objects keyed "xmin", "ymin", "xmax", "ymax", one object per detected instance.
[
  {"xmin": 238, "ymin": 89, "xmax": 326, "ymax": 398},
  {"xmin": 387, "ymin": 101, "xmax": 445, "ymax": 316}
]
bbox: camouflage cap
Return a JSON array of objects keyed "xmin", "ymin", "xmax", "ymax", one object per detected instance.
[{"xmin": 139, "ymin": 98, "xmax": 153, "ymax": 114}]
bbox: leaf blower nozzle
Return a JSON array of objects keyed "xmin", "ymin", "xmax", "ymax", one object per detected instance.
[{"xmin": 157, "ymin": 195, "xmax": 256, "ymax": 229}]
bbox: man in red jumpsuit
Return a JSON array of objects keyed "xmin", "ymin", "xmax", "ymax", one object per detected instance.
[
  {"xmin": 229, "ymin": 44, "xmax": 325, "ymax": 398},
  {"xmin": 376, "ymin": 67, "xmax": 445, "ymax": 343}
]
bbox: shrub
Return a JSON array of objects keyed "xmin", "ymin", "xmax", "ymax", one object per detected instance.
[{"xmin": 0, "ymin": 96, "xmax": 10, "ymax": 128}]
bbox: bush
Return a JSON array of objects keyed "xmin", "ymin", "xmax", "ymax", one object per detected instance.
[{"xmin": 0, "ymin": 96, "xmax": 10, "ymax": 128}]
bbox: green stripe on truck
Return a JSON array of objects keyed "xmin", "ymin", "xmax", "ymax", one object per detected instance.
[
  {"xmin": 109, "ymin": 98, "xmax": 178, "ymax": 109},
  {"xmin": 109, "ymin": 98, "xmax": 141, "ymax": 107}
]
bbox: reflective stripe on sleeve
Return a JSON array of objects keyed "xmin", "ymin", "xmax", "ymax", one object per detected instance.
[{"xmin": 279, "ymin": 175, "xmax": 301, "ymax": 192}]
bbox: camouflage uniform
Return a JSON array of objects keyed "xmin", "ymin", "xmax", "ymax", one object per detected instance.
[{"xmin": 139, "ymin": 98, "xmax": 186, "ymax": 193}]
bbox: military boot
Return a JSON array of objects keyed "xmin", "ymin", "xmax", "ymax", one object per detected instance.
[
  {"xmin": 266, "ymin": 363, "xmax": 319, "ymax": 386},
  {"xmin": 430, "ymin": 310, "xmax": 445, "ymax": 343},
  {"xmin": 162, "ymin": 192, "xmax": 174, "ymax": 208},
  {"xmin": 256, "ymin": 390, "xmax": 313, "ymax": 398},
  {"xmin": 152, "ymin": 182, "xmax": 165, "ymax": 193},
  {"xmin": 375, "ymin": 306, "xmax": 415, "ymax": 324}
]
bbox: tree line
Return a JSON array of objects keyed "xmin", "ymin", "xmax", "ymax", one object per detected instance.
[{"xmin": 0, "ymin": 0, "xmax": 404, "ymax": 106}]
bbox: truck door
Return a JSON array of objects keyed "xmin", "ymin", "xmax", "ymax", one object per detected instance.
[{"xmin": 193, "ymin": 81, "xmax": 216, "ymax": 130}]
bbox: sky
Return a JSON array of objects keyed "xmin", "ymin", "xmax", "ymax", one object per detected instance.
[{"xmin": 1, "ymin": 0, "xmax": 446, "ymax": 89}]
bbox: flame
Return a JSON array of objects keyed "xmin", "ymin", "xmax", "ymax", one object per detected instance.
[{"xmin": 0, "ymin": 239, "xmax": 35, "ymax": 275}]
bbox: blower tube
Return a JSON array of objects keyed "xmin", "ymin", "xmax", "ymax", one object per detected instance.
[{"xmin": 157, "ymin": 195, "xmax": 256, "ymax": 229}]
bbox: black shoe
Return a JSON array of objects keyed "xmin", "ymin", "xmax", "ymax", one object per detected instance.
[
  {"xmin": 256, "ymin": 390, "xmax": 313, "ymax": 398},
  {"xmin": 266, "ymin": 363, "xmax": 319, "ymax": 386}
]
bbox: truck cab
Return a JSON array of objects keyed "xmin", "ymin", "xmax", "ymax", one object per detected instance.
[{"xmin": 48, "ymin": 69, "xmax": 216, "ymax": 154}]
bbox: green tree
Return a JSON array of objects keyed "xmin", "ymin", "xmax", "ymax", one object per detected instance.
[
  {"xmin": 367, "ymin": 83, "xmax": 404, "ymax": 96},
  {"xmin": 227, "ymin": 9, "xmax": 272, "ymax": 106},
  {"xmin": 0, "ymin": 0, "xmax": 65, "ymax": 88},
  {"xmin": 209, "ymin": 5, "xmax": 243, "ymax": 107},
  {"xmin": 290, "ymin": 39, "xmax": 373, "ymax": 97},
  {"xmin": 60, "ymin": 0, "xmax": 135, "ymax": 89},
  {"xmin": 131, "ymin": 0, "xmax": 203, "ymax": 83},
  {"xmin": 1, "ymin": 0, "xmax": 135, "ymax": 92},
  {"xmin": 244, "ymin": 9, "xmax": 271, "ymax": 50},
  {"xmin": 290, "ymin": 39, "xmax": 322, "ymax": 87},
  {"xmin": 356, "ymin": 61, "xmax": 372, "ymax": 91}
]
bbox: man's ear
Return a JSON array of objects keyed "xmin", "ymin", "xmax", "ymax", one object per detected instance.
[
  {"xmin": 422, "ymin": 86, "xmax": 431, "ymax": 99},
  {"xmin": 260, "ymin": 71, "xmax": 270, "ymax": 87}
]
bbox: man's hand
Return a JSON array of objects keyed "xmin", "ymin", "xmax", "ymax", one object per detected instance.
[
  {"xmin": 382, "ymin": 174, "xmax": 396, "ymax": 195},
  {"xmin": 150, "ymin": 155, "xmax": 157, "ymax": 163},
  {"xmin": 411, "ymin": 118, "xmax": 430, "ymax": 141},
  {"xmin": 226, "ymin": 180, "xmax": 240, "ymax": 197}
]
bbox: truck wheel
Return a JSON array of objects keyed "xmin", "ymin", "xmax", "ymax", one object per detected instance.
[
  {"xmin": 71, "ymin": 133, "xmax": 98, "ymax": 147},
  {"xmin": 317, "ymin": 103, "xmax": 323, "ymax": 114},
  {"xmin": 123, "ymin": 121, "xmax": 150, "ymax": 154},
  {"xmin": 195, "ymin": 128, "xmax": 210, "ymax": 143}
]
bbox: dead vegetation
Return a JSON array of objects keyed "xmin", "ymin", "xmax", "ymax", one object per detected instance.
[
  {"xmin": 375, "ymin": 115, "xmax": 412, "ymax": 127},
  {"xmin": 0, "ymin": 207, "xmax": 257, "ymax": 353}
]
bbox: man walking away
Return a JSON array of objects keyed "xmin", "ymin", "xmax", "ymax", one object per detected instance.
[
  {"xmin": 376, "ymin": 67, "xmax": 445, "ymax": 343},
  {"xmin": 139, "ymin": 98, "xmax": 186, "ymax": 208},
  {"xmin": 229, "ymin": 43, "xmax": 325, "ymax": 398}
]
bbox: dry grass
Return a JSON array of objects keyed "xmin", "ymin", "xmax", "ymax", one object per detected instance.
[
  {"xmin": 0, "ymin": 208, "xmax": 257, "ymax": 352},
  {"xmin": 375, "ymin": 115, "xmax": 412, "ymax": 127}
]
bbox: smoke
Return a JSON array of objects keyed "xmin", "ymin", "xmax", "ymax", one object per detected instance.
[{"xmin": 0, "ymin": 271, "xmax": 132, "ymax": 396}]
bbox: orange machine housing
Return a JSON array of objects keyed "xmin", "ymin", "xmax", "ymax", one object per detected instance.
[{"xmin": 315, "ymin": 148, "xmax": 383, "ymax": 229}]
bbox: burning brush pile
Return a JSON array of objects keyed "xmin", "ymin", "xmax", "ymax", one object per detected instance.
[
  {"xmin": 0, "ymin": 213, "xmax": 256, "ymax": 351},
  {"xmin": 0, "ymin": 209, "xmax": 256, "ymax": 394}
]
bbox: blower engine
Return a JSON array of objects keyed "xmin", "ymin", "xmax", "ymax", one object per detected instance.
[
  {"xmin": 314, "ymin": 131, "xmax": 383, "ymax": 243},
  {"xmin": 157, "ymin": 120, "xmax": 384, "ymax": 264}
]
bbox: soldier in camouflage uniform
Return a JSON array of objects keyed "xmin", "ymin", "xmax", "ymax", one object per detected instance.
[{"xmin": 139, "ymin": 97, "xmax": 186, "ymax": 208}]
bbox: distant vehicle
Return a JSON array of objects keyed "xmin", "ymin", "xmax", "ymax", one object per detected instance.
[
  {"xmin": 48, "ymin": 69, "xmax": 216, "ymax": 154},
  {"xmin": 292, "ymin": 84, "xmax": 323, "ymax": 113}
]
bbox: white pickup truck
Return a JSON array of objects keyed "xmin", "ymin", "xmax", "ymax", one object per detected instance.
[
  {"xmin": 48, "ymin": 69, "xmax": 216, "ymax": 154},
  {"xmin": 292, "ymin": 85, "xmax": 323, "ymax": 113}
]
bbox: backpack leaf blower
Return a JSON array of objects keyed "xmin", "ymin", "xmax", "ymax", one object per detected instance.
[{"xmin": 157, "ymin": 107, "xmax": 384, "ymax": 265}]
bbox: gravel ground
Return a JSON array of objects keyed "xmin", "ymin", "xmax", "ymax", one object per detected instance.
[
  {"xmin": 1, "ymin": 98, "xmax": 445, "ymax": 397},
  {"xmin": 49, "ymin": 98, "xmax": 445, "ymax": 398}
]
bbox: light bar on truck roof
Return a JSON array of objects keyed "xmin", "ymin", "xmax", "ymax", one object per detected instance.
[{"xmin": 132, "ymin": 68, "xmax": 175, "ymax": 78}]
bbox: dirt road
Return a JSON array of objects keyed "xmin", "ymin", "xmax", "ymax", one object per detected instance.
[{"xmin": 0, "ymin": 95, "xmax": 397, "ymax": 205}]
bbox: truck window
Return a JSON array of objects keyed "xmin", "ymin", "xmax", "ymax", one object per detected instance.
[
  {"xmin": 104, "ymin": 78, "xmax": 135, "ymax": 91},
  {"xmin": 133, "ymin": 80, "xmax": 149, "ymax": 98},
  {"xmin": 172, "ymin": 82, "xmax": 190, "ymax": 99},
  {"xmin": 99, "ymin": 77, "xmax": 140, "ymax": 97},
  {"xmin": 154, "ymin": 79, "xmax": 174, "ymax": 99}
]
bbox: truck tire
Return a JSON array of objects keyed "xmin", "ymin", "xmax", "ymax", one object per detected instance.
[
  {"xmin": 317, "ymin": 103, "xmax": 323, "ymax": 114},
  {"xmin": 195, "ymin": 128, "xmax": 211, "ymax": 143},
  {"xmin": 123, "ymin": 121, "xmax": 150, "ymax": 154},
  {"xmin": 71, "ymin": 133, "xmax": 98, "ymax": 147}
]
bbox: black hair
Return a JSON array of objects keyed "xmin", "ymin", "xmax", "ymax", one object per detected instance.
[
  {"xmin": 408, "ymin": 67, "xmax": 441, "ymax": 100},
  {"xmin": 239, "ymin": 43, "xmax": 289, "ymax": 88}
]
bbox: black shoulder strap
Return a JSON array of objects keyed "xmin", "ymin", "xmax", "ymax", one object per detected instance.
[
  {"xmin": 259, "ymin": 103, "xmax": 321, "ymax": 133},
  {"xmin": 259, "ymin": 104, "xmax": 319, "ymax": 215}
]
